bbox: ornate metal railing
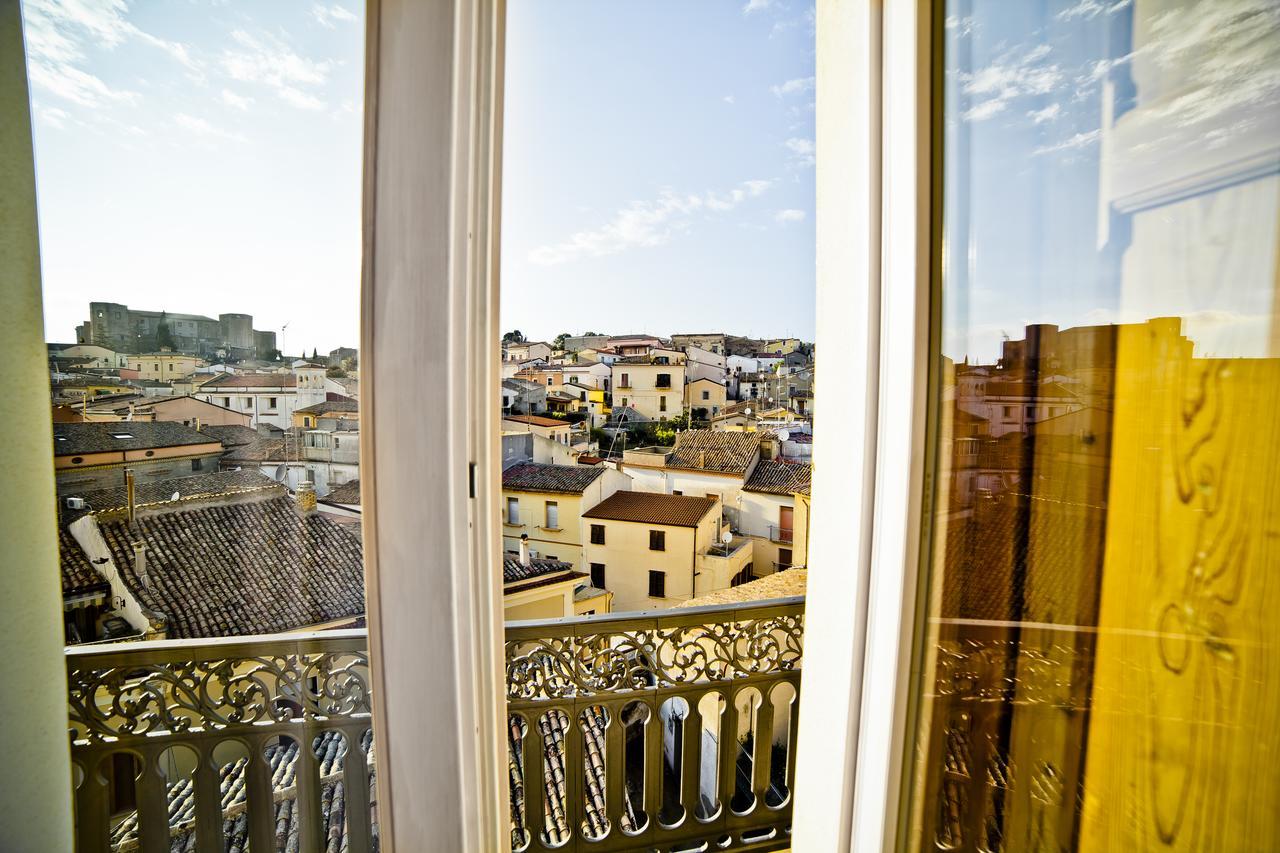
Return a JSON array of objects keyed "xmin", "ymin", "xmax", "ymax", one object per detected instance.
[
  {"xmin": 505, "ymin": 598, "xmax": 804, "ymax": 852},
  {"xmin": 66, "ymin": 598, "xmax": 804, "ymax": 853}
]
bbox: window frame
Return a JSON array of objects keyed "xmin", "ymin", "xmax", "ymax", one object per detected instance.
[
  {"xmin": 648, "ymin": 529, "xmax": 665, "ymax": 551},
  {"xmin": 647, "ymin": 569, "xmax": 666, "ymax": 599},
  {"xmin": 792, "ymin": 1, "xmax": 935, "ymax": 851}
]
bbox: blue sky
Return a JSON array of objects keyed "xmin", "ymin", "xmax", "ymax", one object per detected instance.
[{"xmin": 24, "ymin": 0, "xmax": 815, "ymax": 354}]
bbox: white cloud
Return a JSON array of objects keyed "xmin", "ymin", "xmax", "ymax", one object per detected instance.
[
  {"xmin": 771, "ymin": 76, "xmax": 815, "ymax": 98},
  {"xmin": 313, "ymin": 4, "xmax": 358, "ymax": 28},
  {"xmin": 743, "ymin": 0, "xmax": 773, "ymax": 14},
  {"xmin": 1033, "ymin": 129, "xmax": 1100, "ymax": 155},
  {"xmin": 219, "ymin": 89, "xmax": 254, "ymax": 111},
  {"xmin": 722, "ymin": 94, "xmax": 736, "ymax": 104},
  {"xmin": 530, "ymin": 179, "xmax": 773, "ymax": 265},
  {"xmin": 961, "ymin": 45, "xmax": 1064, "ymax": 121},
  {"xmin": 21, "ymin": 0, "xmax": 198, "ymax": 108},
  {"xmin": 784, "ymin": 136, "xmax": 815, "ymax": 167},
  {"xmin": 775, "ymin": 208, "xmax": 806, "ymax": 223},
  {"xmin": 176, "ymin": 113, "xmax": 247, "ymax": 143},
  {"xmin": 223, "ymin": 30, "xmax": 333, "ymax": 110},
  {"xmin": 1057, "ymin": 0, "xmax": 1131, "ymax": 21},
  {"xmin": 1028, "ymin": 103, "xmax": 1061, "ymax": 124},
  {"xmin": 36, "ymin": 104, "xmax": 70, "ymax": 128}
]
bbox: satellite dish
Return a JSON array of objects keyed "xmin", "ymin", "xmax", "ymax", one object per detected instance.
[
  {"xmin": 744, "ymin": 407, "xmax": 752, "ymax": 416},
  {"xmin": 777, "ymin": 429, "xmax": 790, "ymax": 442},
  {"xmin": 273, "ymin": 463, "xmax": 287, "ymax": 482},
  {"xmin": 721, "ymin": 529, "xmax": 733, "ymax": 545},
  {"xmin": 170, "ymin": 491, "xmax": 181, "ymax": 502}
]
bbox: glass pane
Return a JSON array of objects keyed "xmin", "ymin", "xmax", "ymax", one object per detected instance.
[
  {"xmin": 907, "ymin": 1, "xmax": 1280, "ymax": 850},
  {"xmin": 25, "ymin": 3, "xmax": 376, "ymax": 850}
]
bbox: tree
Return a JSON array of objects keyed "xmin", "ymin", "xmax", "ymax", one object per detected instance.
[
  {"xmin": 502, "ymin": 330, "xmax": 526, "ymax": 344},
  {"xmin": 326, "ymin": 366, "xmax": 348, "ymax": 378},
  {"xmin": 156, "ymin": 311, "xmax": 175, "ymax": 351},
  {"xmin": 311, "ymin": 347, "xmax": 319, "ymax": 361},
  {"xmin": 553, "ymin": 332, "xmax": 571, "ymax": 351}
]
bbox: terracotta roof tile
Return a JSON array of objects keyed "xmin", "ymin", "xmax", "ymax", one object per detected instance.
[
  {"xmin": 59, "ymin": 529, "xmax": 108, "ymax": 597},
  {"xmin": 505, "ymin": 414, "xmax": 568, "ymax": 428},
  {"xmin": 96, "ymin": 495, "xmax": 365, "ymax": 639},
  {"xmin": 502, "ymin": 463, "xmax": 603, "ymax": 494},
  {"xmin": 199, "ymin": 372, "xmax": 297, "ymax": 388},
  {"xmin": 582, "ymin": 491, "xmax": 717, "ymax": 527},
  {"xmin": 666, "ymin": 430, "xmax": 761, "ymax": 474},
  {"xmin": 744, "ymin": 460, "xmax": 813, "ymax": 496},
  {"xmin": 52, "ymin": 421, "xmax": 218, "ymax": 456}
]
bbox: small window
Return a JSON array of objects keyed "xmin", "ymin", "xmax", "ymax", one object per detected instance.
[
  {"xmin": 649, "ymin": 530, "xmax": 665, "ymax": 551},
  {"xmin": 659, "ymin": 396, "xmax": 667, "ymax": 412},
  {"xmin": 590, "ymin": 563, "xmax": 606, "ymax": 589},
  {"xmin": 167, "ymin": 363, "xmax": 173, "ymax": 372},
  {"xmin": 545, "ymin": 501, "xmax": 559, "ymax": 529},
  {"xmin": 648, "ymin": 570, "xmax": 666, "ymax": 599},
  {"xmin": 109, "ymin": 433, "xmax": 134, "ymax": 440},
  {"xmin": 71, "ymin": 456, "xmax": 83, "ymax": 464},
  {"xmin": 779, "ymin": 548, "xmax": 793, "ymax": 568},
  {"xmin": 268, "ymin": 397, "xmax": 278, "ymax": 408},
  {"xmin": 506, "ymin": 497, "xmax": 520, "ymax": 525},
  {"xmin": 672, "ymin": 490, "xmax": 682, "ymax": 496},
  {"xmin": 702, "ymin": 390, "xmax": 710, "ymax": 400},
  {"xmin": 657, "ymin": 372, "xmax": 671, "ymax": 387},
  {"xmin": 191, "ymin": 459, "xmax": 201, "ymax": 472},
  {"xmin": 55, "ymin": 436, "xmax": 67, "ymax": 442},
  {"xmin": 590, "ymin": 524, "xmax": 605, "ymax": 545}
]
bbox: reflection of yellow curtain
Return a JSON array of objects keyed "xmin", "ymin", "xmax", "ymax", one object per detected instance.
[{"xmin": 1080, "ymin": 318, "xmax": 1280, "ymax": 850}]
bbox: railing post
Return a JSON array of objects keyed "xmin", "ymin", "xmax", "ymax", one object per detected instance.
[
  {"xmin": 191, "ymin": 747, "xmax": 225, "ymax": 853},
  {"xmin": 134, "ymin": 745, "xmax": 172, "ymax": 853},
  {"xmin": 244, "ymin": 733, "xmax": 276, "ymax": 853},
  {"xmin": 341, "ymin": 722, "xmax": 374, "ymax": 853}
]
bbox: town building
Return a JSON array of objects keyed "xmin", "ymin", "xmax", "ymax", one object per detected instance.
[
  {"xmin": 581, "ymin": 491, "xmax": 752, "ymax": 611},
  {"xmin": 503, "ymin": 341, "xmax": 552, "ymax": 362},
  {"xmin": 670, "ymin": 333, "xmax": 727, "ymax": 355},
  {"xmin": 80, "ymin": 302, "xmax": 277, "ymax": 358},
  {"xmin": 195, "ymin": 364, "xmax": 332, "ymax": 430},
  {"xmin": 53, "ymin": 422, "xmax": 225, "ymax": 494},
  {"xmin": 740, "ymin": 459, "xmax": 812, "ymax": 573},
  {"xmin": 501, "ymin": 461, "xmax": 631, "ymax": 572},
  {"xmin": 561, "ymin": 333, "xmax": 608, "ymax": 352},
  {"xmin": 503, "ymin": 413, "xmax": 573, "ymax": 445},
  {"xmin": 684, "ymin": 377, "xmax": 728, "ymax": 421},
  {"xmin": 611, "ymin": 356, "xmax": 685, "ymax": 421},
  {"xmin": 125, "ymin": 352, "xmax": 202, "ymax": 381}
]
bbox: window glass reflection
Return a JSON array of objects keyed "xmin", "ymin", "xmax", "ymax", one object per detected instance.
[{"xmin": 909, "ymin": 1, "xmax": 1280, "ymax": 850}]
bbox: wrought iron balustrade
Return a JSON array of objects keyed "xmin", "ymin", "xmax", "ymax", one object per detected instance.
[
  {"xmin": 767, "ymin": 525, "xmax": 794, "ymax": 545},
  {"xmin": 65, "ymin": 598, "xmax": 804, "ymax": 853}
]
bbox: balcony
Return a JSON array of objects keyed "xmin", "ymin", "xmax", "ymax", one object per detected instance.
[
  {"xmin": 767, "ymin": 525, "xmax": 794, "ymax": 545},
  {"xmin": 66, "ymin": 599, "xmax": 804, "ymax": 851}
]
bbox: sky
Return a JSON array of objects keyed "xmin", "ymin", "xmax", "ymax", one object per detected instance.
[
  {"xmin": 24, "ymin": 0, "xmax": 365, "ymax": 355},
  {"xmin": 24, "ymin": 0, "xmax": 816, "ymax": 354}
]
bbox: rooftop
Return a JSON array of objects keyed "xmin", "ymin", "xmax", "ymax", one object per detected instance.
[
  {"xmin": 199, "ymin": 372, "xmax": 297, "ymax": 388},
  {"xmin": 325, "ymin": 479, "xmax": 362, "ymax": 505},
  {"xmin": 677, "ymin": 568, "xmax": 807, "ymax": 607},
  {"xmin": 744, "ymin": 460, "xmax": 813, "ymax": 496},
  {"xmin": 504, "ymin": 414, "xmax": 568, "ymax": 428},
  {"xmin": 296, "ymin": 398, "xmax": 360, "ymax": 414},
  {"xmin": 59, "ymin": 528, "xmax": 108, "ymax": 598},
  {"xmin": 52, "ymin": 421, "xmax": 218, "ymax": 456},
  {"xmin": 582, "ymin": 491, "xmax": 718, "ymax": 528},
  {"xmin": 502, "ymin": 462, "xmax": 604, "ymax": 494},
  {"xmin": 61, "ymin": 469, "xmax": 281, "ymax": 523},
  {"xmin": 665, "ymin": 429, "xmax": 762, "ymax": 474},
  {"xmin": 502, "ymin": 555, "xmax": 577, "ymax": 585},
  {"xmin": 94, "ymin": 494, "xmax": 365, "ymax": 638}
]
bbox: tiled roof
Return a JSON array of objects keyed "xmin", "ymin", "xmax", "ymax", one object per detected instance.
[
  {"xmin": 326, "ymin": 479, "xmax": 362, "ymax": 505},
  {"xmin": 59, "ymin": 529, "xmax": 108, "ymax": 597},
  {"xmin": 505, "ymin": 414, "xmax": 567, "ymax": 428},
  {"xmin": 51, "ymin": 421, "xmax": 218, "ymax": 456},
  {"xmin": 111, "ymin": 730, "xmax": 378, "ymax": 852},
  {"xmin": 199, "ymin": 372, "xmax": 297, "ymax": 388},
  {"xmin": 666, "ymin": 430, "xmax": 761, "ymax": 474},
  {"xmin": 196, "ymin": 424, "xmax": 260, "ymax": 447},
  {"xmin": 96, "ymin": 495, "xmax": 365, "ymax": 638},
  {"xmin": 297, "ymin": 398, "xmax": 359, "ymax": 414},
  {"xmin": 218, "ymin": 431, "xmax": 301, "ymax": 464},
  {"xmin": 503, "ymin": 555, "xmax": 576, "ymax": 585},
  {"xmin": 744, "ymin": 460, "xmax": 813, "ymax": 496},
  {"xmin": 678, "ymin": 568, "xmax": 807, "ymax": 607},
  {"xmin": 502, "ymin": 463, "xmax": 603, "ymax": 494},
  {"xmin": 582, "ymin": 491, "xmax": 717, "ymax": 528},
  {"xmin": 61, "ymin": 470, "xmax": 282, "ymax": 523}
]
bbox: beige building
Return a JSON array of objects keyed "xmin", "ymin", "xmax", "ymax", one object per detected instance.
[
  {"xmin": 502, "ymin": 536, "xmax": 610, "ymax": 620},
  {"xmin": 581, "ymin": 491, "xmax": 753, "ymax": 612},
  {"xmin": 127, "ymin": 352, "xmax": 202, "ymax": 381},
  {"xmin": 740, "ymin": 459, "xmax": 812, "ymax": 573},
  {"xmin": 500, "ymin": 461, "xmax": 630, "ymax": 572},
  {"xmin": 52, "ymin": 422, "xmax": 225, "ymax": 495},
  {"xmin": 502, "ymin": 414, "xmax": 572, "ymax": 445},
  {"xmin": 684, "ymin": 377, "xmax": 727, "ymax": 421},
  {"xmin": 611, "ymin": 357, "xmax": 686, "ymax": 421}
]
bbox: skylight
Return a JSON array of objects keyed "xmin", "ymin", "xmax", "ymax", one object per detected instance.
[{"xmin": 110, "ymin": 433, "xmax": 135, "ymax": 440}]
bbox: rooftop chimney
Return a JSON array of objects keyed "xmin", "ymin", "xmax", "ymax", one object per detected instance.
[
  {"xmin": 296, "ymin": 480, "xmax": 317, "ymax": 515},
  {"xmin": 519, "ymin": 534, "xmax": 531, "ymax": 567},
  {"xmin": 124, "ymin": 467, "xmax": 136, "ymax": 524},
  {"xmin": 132, "ymin": 541, "xmax": 149, "ymax": 590},
  {"xmin": 698, "ymin": 450, "xmax": 706, "ymax": 469}
]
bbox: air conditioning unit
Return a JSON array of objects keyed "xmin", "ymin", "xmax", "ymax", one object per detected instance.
[
  {"xmin": 65, "ymin": 497, "xmax": 87, "ymax": 510},
  {"xmin": 528, "ymin": 549, "xmax": 540, "ymax": 559}
]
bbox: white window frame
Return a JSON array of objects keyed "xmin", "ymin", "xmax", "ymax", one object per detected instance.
[
  {"xmin": 360, "ymin": 0, "xmax": 935, "ymax": 849},
  {"xmin": 792, "ymin": 1, "xmax": 933, "ymax": 851}
]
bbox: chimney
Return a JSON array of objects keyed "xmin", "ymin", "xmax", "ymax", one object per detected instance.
[
  {"xmin": 519, "ymin": 534, "xmax": 531, "ymax": 567},
  {"xmin": 132, "ymin": 541, "xmax": 149, "ymax": 590},
  {"xmin": 124, "ymin": 467, "xmax": 136, "ymax": 524},
  {"xmin": 698, "ymin": 450, "xmax": 706, "ymax": 469},
  {"xmin": 296, "ymin": 480, "xmax": 317, "ymax": 515}
]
